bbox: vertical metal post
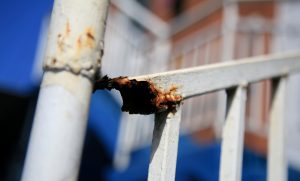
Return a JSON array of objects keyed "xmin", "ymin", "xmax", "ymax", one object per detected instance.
[
  {"xmin": 222, "ymin": 1, "xmax": 238, "ymax": 62},
  {"xmin": 268, "ymin": 77, "xmax": 287, "ymax": 181},
  {"xmin": 148, "ymin": 109, "xmax": 182, "ymax": 181},
  {"xmin": 22, "ymin": 0, "xmax": 110, "ymax": 180},
  {"xmin": 219, "ymin": 86, "xmax": 247, "ymax": 181}
]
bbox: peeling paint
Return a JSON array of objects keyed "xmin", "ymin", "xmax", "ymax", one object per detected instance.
[
  {"xmin": 42, "ymin": 0, "xmax": 109, "ymax": 79},
  {"xmin": 56, "ymin": 22, "xmax": 71, "ymax": 53},
  {"xmin": 44, "ymin": 23, "xmax": 100, "ymax": 78},
  {"xmin": 76, "ymin": 28, "xmax": 95, "ymax": 54},
  {"xmin": 94, "ymin": 76, "xmax": 182, "ymax": 115}
]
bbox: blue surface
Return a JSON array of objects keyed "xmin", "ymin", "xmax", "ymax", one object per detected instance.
[
  {"xmin": 105, "ymin": 135, "xmax": 300, "ymax": 181},
  {"xmin": 106, "ymin": 136, "xmax": 222, "ymax": 181},
  {"xmin": 88, "ymin": 90, "xmax": 122, "ymax": 157},
  {"xmin": 0, "ymin": 0, "xmax": 53, "ymax": 95}
]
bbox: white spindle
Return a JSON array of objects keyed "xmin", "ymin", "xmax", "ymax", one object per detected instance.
[
  {"xmin": 22, "ymin": 0, "xmax": 110, "ymax": 180},
  {"xmin": 219, "ymin": 86, "xmax": 247, "ymax": 181},
  {"xmin": 268, "ymin": 77, "xmax": 287, "ymax": 181},
  {"xmin": 148, "ymin": 109, "xmax": 182, "ymax": 181}
]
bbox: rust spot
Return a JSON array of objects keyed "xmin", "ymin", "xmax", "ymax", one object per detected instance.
[
  {"xmin": 94, "ymin": 76, "xmax": 182, "ymax": 115},
  {"xmin": 77, "ymin": 37, "xmax": 82, "ymax": 50},
  {"xmin": 51, "ymin": 58, "xmax": 57, "ymax": 65},
  {"xmin": 86, "ymin": 31, "xmax": 95, "ymax": 40},
  {"xmin": 85, "ymin": 28, "xmax": 95, "ymax": 48},
  {"xmin": 56, "ymin": 20, "xmax": 71, "ymax": 52},
  {"xmin": 66, "ymin": 20, "xmax": 71, "ymax": 35}
]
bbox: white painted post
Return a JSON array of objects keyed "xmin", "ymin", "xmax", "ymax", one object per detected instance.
[
  {"xmin": 222, "ymin": 1, "xmax": 238, "ymax": 62},
  {"xmin": 219, "ymin": 86, "xmax": 247, "ymax": 181},
  {"xmin": 268, "ymin": 77, "xmax": 287, "ymax": 181},
  {"xmin": 148, "ymin": 109, "xmax": 182, "ymax": 181},
  {"xmin": 22, "ymin": 0, "xmax": 110, "ymax": 181}
]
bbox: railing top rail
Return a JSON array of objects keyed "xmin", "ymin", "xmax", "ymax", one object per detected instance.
[{"xmin": 131, "ymin": 52, "xmax": 300, "ymax": 99}]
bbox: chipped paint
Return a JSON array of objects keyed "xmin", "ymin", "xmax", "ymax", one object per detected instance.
[
  {"xmin": 94, "ymin": 76, "xmax": 182, "ymax": 115},
  {"xmin": 43, "ymin": 0, "xmax": 110, "ymax": 79},
  {"xmin": 44, "ymin": 23, "xmax": 101, "ymax": 78}
]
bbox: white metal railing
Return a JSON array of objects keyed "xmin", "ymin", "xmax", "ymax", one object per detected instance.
[
  {"xmin": 98, "ymin": 2, "xmax": 300, "ymax": 178},
  {"xmin": 122, "ymin": 52, "xmax": 300, "ymax": 181},
  {"xmin": 109, "ymin": 0, "xmax": 234, "ymax": 170},
  {"xmin": 108, "ymin": 9, "xmax": 300, "ymax": 171},
  {"xmin": 22, "ymin": 1, "xmax": 300, "ymax": 180}
]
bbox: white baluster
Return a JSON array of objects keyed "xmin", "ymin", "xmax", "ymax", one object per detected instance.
[
  {"xmin": 268, "ymin": 77, "xmax": 287, "ymax": 181},
  {"xmin": 219, "ymin": 86, "xmax": 247, "ymax": 181},
  {"xmin": 22, "ymin": 0, "xmax": 110, "ymax": 180},
  {"xmin": 148, "ymin": 108, "xmax": 182, "ymax": 181}
]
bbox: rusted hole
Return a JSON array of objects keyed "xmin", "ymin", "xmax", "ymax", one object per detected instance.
[{"xmin": 94, "ymin": 76, "xmax": 182, "ymax": 115}]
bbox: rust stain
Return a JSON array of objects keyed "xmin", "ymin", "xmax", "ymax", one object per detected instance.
[
  {"xmin": 66, "ymin": 20, "xmax": 71, "ymax": 35},
  {"xmin": 51, "ymin": 58, "xmax": 57, "ymax": 65},
  {"xmin": 94, "ymin": 76, "xmax": 182, "ymax": 115},
  {"xmin": 57, "ymin": 21, "xmax": 71, "ymax": 52},
  {"xmin": 75, "ymin": 28, "xmax": 95, "ymax": 54},
  {"xmin": 86, "ymin": 31, "xmax": 95, "ymax": 40},
  {"xmin": 85, "ymin": 28, "xmax": 95, "ymax": 48},
  {"xmin": 57, "ymin": 25, "xmax": 95, "ymax": 54},
  {"xmin": 76, "ymin": 37, "xmax": 82, "ymax": 53}
]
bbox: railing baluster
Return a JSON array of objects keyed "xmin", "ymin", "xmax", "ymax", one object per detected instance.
[
  {"xmin": 268, "ymin": 77, "xmax": 287, "ymax": 181},
  {"xmin": 148, "ymin": 108, "xmax": 182, "ymax": 181},
  {"xmin": 219, "ymin": 86, "xmax": 247, "ymax": 181},
  {"xmin": 22, "ymin": 0, "xmax": 110, "ymax": 180}
]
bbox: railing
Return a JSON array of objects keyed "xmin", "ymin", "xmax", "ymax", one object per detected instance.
[
  {"xmin": 110, "ymin": 11, "xmax": 300, "ymax": 170},
  {"xmin": 116, "ymin": 52, "xmax": 300, "ymax": 181},
  {"xmin": 22, "ymin": 0, "xmax": 300, "ymax": 180}
]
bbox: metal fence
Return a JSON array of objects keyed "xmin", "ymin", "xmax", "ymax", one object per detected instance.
[
  {"xmin": 128, "ymin": 52, "xmax": 300, "ymax": 181},
  {"xmin": 22, "ymin": 0, "xmax": 300, "ymax": 181},
  {"xmin": 99, "ymin": 2, "xmax": 300, "ymax": 177}
]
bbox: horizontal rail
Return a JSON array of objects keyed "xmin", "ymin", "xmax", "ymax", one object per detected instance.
[
  {"xmin": 169, "ymin": 0, "xmax": 222, "ymax": 37},
  {"xmin": 112, "ymin": 0, "xmax": 169, "ymax": 39},
  {"xmin": 131, "ymin": 52, "xmax": 300, "ymax": 98}
]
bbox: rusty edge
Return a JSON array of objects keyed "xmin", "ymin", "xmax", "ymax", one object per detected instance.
[{"xmin": 94, "ymin": 76, "xmax": 183, "ymax": 115}]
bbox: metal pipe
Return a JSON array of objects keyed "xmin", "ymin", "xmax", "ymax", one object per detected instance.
[{"xmin": 22, "ymin": 0, "xmax": 110, "ymax": 180}]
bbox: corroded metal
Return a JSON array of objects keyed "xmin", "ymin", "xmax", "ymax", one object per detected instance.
[
  {"xmin": 43, "ymin": 0, "xmax": 109, "ymax": 79},
  {"xmin": 95, "ymin": 76, "xmax": 182, "ymax": 114}
]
